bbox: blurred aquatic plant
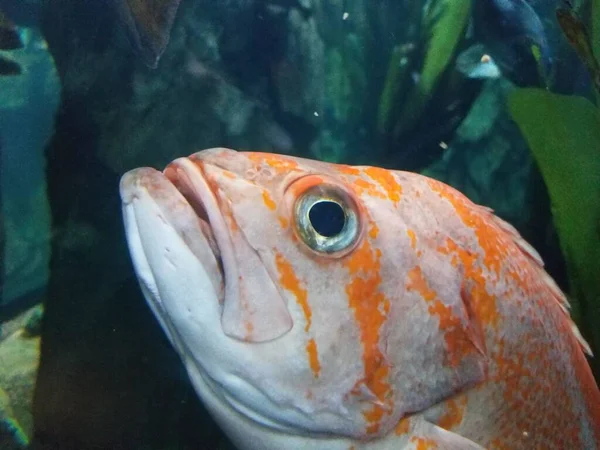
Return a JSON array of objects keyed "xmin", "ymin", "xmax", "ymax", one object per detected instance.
[
  {"xmin": 377, "ymin": 42, "xmax": 414, "ymax": 134},
  {"xmin": 593, "ymin": 0, "xmax": 600, "ymax": 60},
  {"xmin": 324, "ymin": 35, "xmax": 367, "ymax": 125},
  {"xmin": 556, "ymin": 4, "xmax": 600, "ymax": 95},
  {"xmin": 508, "ymin": 0, "xmax": 600, "ymax": 374},
  {"xmin": 384, "ymin": 0, "xmax": 472, "ymax": 137},
  {"xmin": 372, "ymin": 0, "xmax": 478, "ymax": 171}
]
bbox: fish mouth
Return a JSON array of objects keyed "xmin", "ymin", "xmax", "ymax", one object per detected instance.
[
  {"xmin": 164, "ymin": 159, "xmax": 222, "ymax": 271},
  {"xmin": 162, "ymin": 157, "xmax": 236, "ymax": 303},
  {"xmin": 120, "ymin": 157, "xmax": 231, "ymax": 306}
]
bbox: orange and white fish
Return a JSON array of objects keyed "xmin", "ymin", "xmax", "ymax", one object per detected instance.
[{"xmin": 120, "ymin": 148, "xmax": 600, "ymax": 449}]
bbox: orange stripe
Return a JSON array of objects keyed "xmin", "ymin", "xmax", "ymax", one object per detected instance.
[
  {"xmin": 275, "ymin": 253, "xmax": 311, "ymax": 331},
  {"xmin": 306, "ymin": 338, "xmax": 321, "ymax": 378},
  {"xmin": 344, "ymin": 223, "xmax": 392, "ymax": 433}
]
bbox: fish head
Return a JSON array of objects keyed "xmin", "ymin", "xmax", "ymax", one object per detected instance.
[{"xmin": 119, "ymin": 148, "xmax": 487, "ymax": 446}]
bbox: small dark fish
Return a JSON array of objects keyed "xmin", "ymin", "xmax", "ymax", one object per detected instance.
[
  {"xmin": 556, "ymin": 6, "xmax": 600, "ymax": 93},
  {"xmin": 115, "ymin": 0, "xmax": 182, "ymax": 68},
  {"xmin": 0, "ymin": 9, "xmax": 23, "ymax": 51},
  {"xmin": 456, "ymin": 43, "xmax": 502, "ymax": 79},
  {"xmin": 473, "ymin": 0, "xmax": 552, "ymax": 86},
  {"xmin": 0, "ymin": 55, "xmax": 21, "ymax": 76}
]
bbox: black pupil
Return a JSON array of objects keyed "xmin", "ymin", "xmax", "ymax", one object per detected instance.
[{"xmin": 308, "ymin": 201, "xmax": 346, "ymax": 237}]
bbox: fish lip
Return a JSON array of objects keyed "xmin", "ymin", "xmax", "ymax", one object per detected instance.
[
  {"xmin": 164, "ymin": 157, "xmax": 237, "ymax": 305},
  {"xmin": 163, "ymin": 162, "xmax": 217, "ymax": 255},
  {"xmin": 164, "ymin": 157, "xmax": 215, "ymax": 234}
]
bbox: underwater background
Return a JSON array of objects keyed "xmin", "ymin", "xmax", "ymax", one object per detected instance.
[{"xmin": 0, "ymin": 0, "xmax": 599, "ymax": 448}]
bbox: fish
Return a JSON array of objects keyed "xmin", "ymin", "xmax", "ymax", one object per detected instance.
[
  {"xmin": 456, "ymin": 44, "xmax": 502, "ymax": 80},
  {"xmin": 472, "ymin": 0, "xmax": 552, "ymax": 86},
  {"xmin": 115, "ymin": 0, "xmax": 182, "ymax": 68},
  {"xmin": 119, "ymin": 148, "xmax": 600, "ymax": 449}
]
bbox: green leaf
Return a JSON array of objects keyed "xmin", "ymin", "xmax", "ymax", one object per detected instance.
[
  {"xmin": 593, "ymin": 0, "xmax": 600, "ymax": 61},
  {"xmin": 419, "ymin": 0, "xmax": 471, "ymax": 99},
  {"xmin": 508, "ymin": 88, "xmax": 600, "ymax": 365},
  {"xmin": 377, "ymin": 45, "xmax": 411, "ymax": 133}
]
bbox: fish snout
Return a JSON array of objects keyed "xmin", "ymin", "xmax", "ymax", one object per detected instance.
[{"xmin": 119, "ymin": 167, "xmax": 161, "ymax": 205}]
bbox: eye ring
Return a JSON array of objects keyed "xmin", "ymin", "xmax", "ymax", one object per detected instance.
[{"xmin": 294, "ymin": 184, "xmax": 362, "ymax": 255}]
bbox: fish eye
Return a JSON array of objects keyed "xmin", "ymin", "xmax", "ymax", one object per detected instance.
[{"xmin": 294, "ymin": 186, "xmax": 361, "ymax": 254}]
